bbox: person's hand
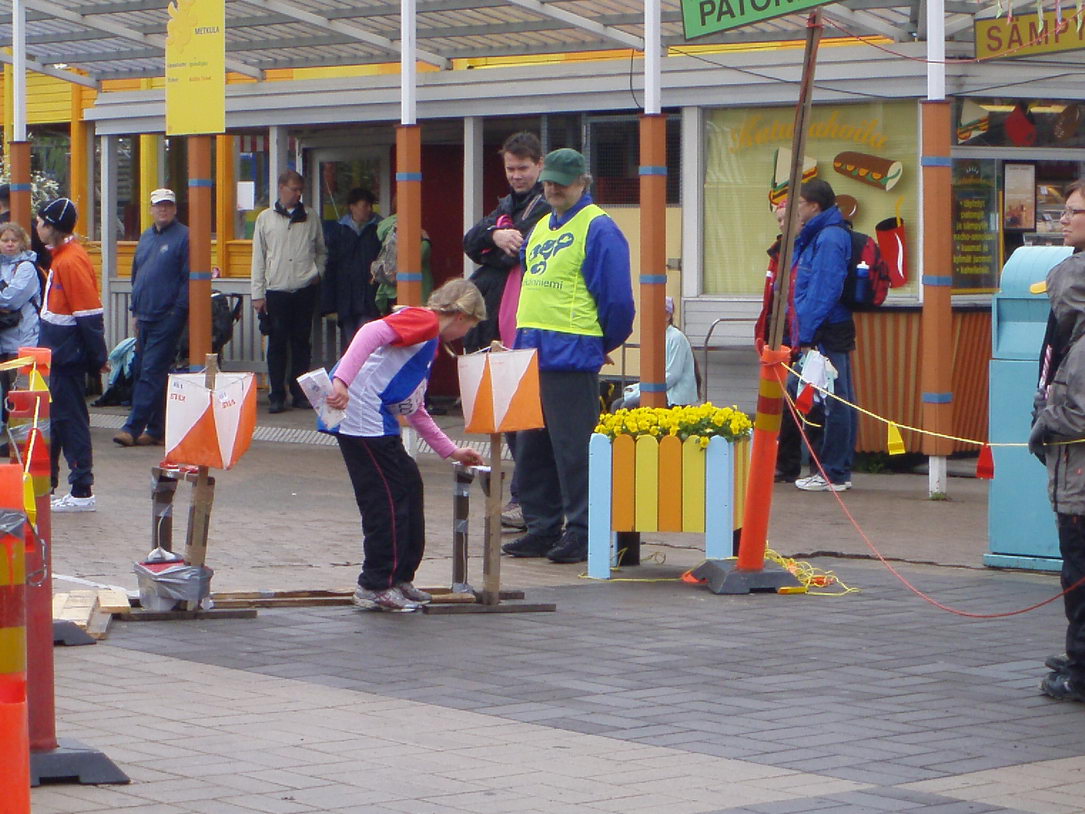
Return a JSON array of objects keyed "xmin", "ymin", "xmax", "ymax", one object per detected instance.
[
  {"xmin": 100, "ymin": 362, "xmax": 111, "ymax": 374},
  {"xmin": 326, "ymin": 378, "xmax": 349, "ymax": 411},
  {"xmin": 450, "ymin": 446, "xmax": 484, "ymax": 467},
  {"xmin": 1028, "ymin": 420, "xmax": 1048, "ymax": 465},
  {"xmin": 492, "ymin": 229, "xmax": 523, "ymax": 256},
  {"xmin": 252, "ymin": 298, "xmax": 266, "ymax": 314}
]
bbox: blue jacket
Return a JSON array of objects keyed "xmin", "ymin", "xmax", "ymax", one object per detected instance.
[
  {"xmin": 320, "ymin": 213, "xmax": 382, "ymax": 320},
  {"xmin": 130, "ymin": 220, "xmax": 189, "ymax": 321},
  {"xmin": 516, "ymin": 194, "xmax": 634, "ymax": 372},
  {"xmin": 0, "ymin": 249, "xmax": 40, "ymax": 353},
  {"xmin": 792, "ymin": 206, "xmax": 852, "ymax": 347}
]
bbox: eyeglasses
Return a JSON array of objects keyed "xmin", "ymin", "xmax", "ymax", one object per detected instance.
[{"xmin": 1061, "ymin": 207, "xmax": 1085, "ymax": 220}]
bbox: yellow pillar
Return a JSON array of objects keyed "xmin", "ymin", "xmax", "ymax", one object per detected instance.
[
  {"xmin": 69, "ymin": 85, "xmax": 88, "ymax": 221},
  {"xmin": 3, "ymin": 64, "xmax": 13, "ymax": 162},
  {"xmin": 138, "ymin": 80, "xmax": 160, "ymax": 232},
  {"xmin": 215, "ymin": 134, "xmax": 234, "ymax": 276}
]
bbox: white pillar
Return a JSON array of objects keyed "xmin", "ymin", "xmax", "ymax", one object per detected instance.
[
  {"xmin": 644, "ymin": 0, "xmax": 661, "ymax": 116},
  {"xmin": 401, "ymin": 0, "xmax": 417, "ymax": 126},
  {"xmin": 927, "ymin": 0, "xmax": 947, "ymax": 495},
  {"xmin": 463, "ymin": 116, "xmax": 483, "ymax": 277},
  {"xmin": 680, "ymin": 106, "xmax": 703, "ymax": 301},
  {"xmin": 268, "ymin": 125, "xmax": 288, "ymax": 197},
  {"xmin": 12, "ymin": 0, "xmax": 26, "ymax": 142}
]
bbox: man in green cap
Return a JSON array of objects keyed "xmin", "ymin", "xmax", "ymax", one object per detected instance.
[{"xmin": 501, "ymin": 148, "xmax": 634, "ymax": 564}]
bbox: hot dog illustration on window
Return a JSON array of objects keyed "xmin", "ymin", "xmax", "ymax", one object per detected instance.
[{"xmin": 832, "ymin": 151, "xmax": 903, "ymax": 192}]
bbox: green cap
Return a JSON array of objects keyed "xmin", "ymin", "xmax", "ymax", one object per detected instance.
[{"xmin": 539, "ymin": 148, "xmax": 586, "ymax": 186}]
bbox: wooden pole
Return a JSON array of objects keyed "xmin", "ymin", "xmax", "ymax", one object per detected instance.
[
  {"xmin": 481, "ymin": 340, "xmax": 504, "ymax": 606},
  {"xmin": 396, "ymin": 124, "xmax": 423, "ymax": 307},
  {"xmin": 8, "ymin": 140, "xmax": 31, "ymax": 234},
  {"xmin": 639, "ymin": 113, "xmax": 668, "ymax": 408},
  {"xmin": 736, "ymin": 10, "xmax": 823, "ymax": 573},
  {"xmin": 183, "ymin": 353, "xmax": 218, "ymax": 609}
]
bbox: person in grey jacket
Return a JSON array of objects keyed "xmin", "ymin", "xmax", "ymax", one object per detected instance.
[
  {"xmin": 0, "ymin": 222, "xmax": 41, "ymax": 417},
  {"xmin": 1031, "ymin": 178, "xmax": 1085, "ymax": 702}
]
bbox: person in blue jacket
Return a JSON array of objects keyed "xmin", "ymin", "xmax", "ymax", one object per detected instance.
[
  {"xmin": 114, "ymin": 188, "xmax": 189, "ymax": 447},
  {"xmin": 791, "ymin": 179, "xmax": 857, "ymax": 492},
  {"xmin": 501, "ymin": 148, "xmax": 634, "ymax": 564}
]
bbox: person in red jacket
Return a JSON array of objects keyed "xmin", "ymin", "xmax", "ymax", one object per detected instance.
[{"xmin": 36, "ymin": 197, "xmax": 108, "ymax": 513}]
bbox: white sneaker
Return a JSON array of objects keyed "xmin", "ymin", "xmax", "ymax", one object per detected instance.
[
  {"xmin": 794, "ymin": 475, "xmax": 847, "ymax": 492},
  {"xmin": 352, "ymin": 586, "xmax": 420, "ymax": 612},
  {"xmin": 396, "ymin": 582, "xmax": 432, "ymax": 604},
  {"xmin": 352, "ymin": 587, "xmax": 379, "ymax": 610},
  {"xmin": 51, "ymin": 493, "xmax": 96, "ymax": 513}
]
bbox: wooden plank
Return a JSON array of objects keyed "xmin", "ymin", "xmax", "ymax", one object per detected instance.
[
  {"xmin": 53, "ymin": 590, "xmax": 100, "ymax": 630},
  {"xmin": 117, "ymin": 608, "xmax": 258, "ymax": 622},
  {"xmin": 634, "ymin": 436, "xmax": 658, "ymax": 532},
  {"xmin": 657, "ymin": 435, "xmax": 683, "ymax": 532},
  {"xmin": 84, "ymin": 607, "xmax": 112, "ymax": 640},
  {"xmin": 611, "ymin": 434, "xmax": 635, "ymax": 531},
  {"xmin": 705, "ymin": 436, "xmax": 734, "ymax": 560},
  {"xmin": 97, "ymin": 589, "xmax": 131, "ymax": 614},
  {"xmin": 682, "ymin": 438, "xmax": 705, "ymax": 532},
  {"xmin": 422, "ymin": 602, "xmax": 557, "ymax": 615},
  {"xmin": 481, "ymin": 432, "xmax": 503, "ymax": 606}
]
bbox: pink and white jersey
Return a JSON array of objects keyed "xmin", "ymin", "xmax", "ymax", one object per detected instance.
[{"xmin": 334, "ymin": 308, "xmax": 448, "ymax": 444}]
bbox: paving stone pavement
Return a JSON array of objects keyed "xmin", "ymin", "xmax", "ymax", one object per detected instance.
[{"xmin": 29, "ymin": 406, "xmax": 1082, "ymax": 813}]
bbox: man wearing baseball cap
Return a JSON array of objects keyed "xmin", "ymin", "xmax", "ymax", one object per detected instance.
[
  {"xmin": 502, "ymin": 148, "xmax": 634, "ymax": 564},
  {"xmin": 114, "ymin": 188, "xmax": 189, "ymax": 448},
  {"xmin": 36, "ymin": 197, "xmax": 108, "ymax": 512}
]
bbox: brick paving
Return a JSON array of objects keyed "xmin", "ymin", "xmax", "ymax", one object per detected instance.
[{"xmin": 27, "ymin": 406, "xmax": 1081, "ymax": 813}]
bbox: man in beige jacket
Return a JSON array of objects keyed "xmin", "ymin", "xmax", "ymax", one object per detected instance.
[{"xmin": 251, "ymin": 169, "xmax": 327, "ymax": 413}]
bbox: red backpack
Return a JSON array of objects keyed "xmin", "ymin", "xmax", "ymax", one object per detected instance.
[{"xmin": 839, "ymin": 228, "xmax": 892, "ymax": 311}]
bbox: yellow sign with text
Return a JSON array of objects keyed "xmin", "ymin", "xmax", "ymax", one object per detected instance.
[
  {"xmin": 975, "ymin": 12, "xmax": 1085, "ymax": 59},
  {"xmin": 165, "ymin": 0, "xmax": 225, "ymax": 135}
]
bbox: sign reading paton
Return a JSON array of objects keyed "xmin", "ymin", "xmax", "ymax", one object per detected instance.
[{"xmin": 682, "ymin": 0, "xmax": 829, "ymax": 38}]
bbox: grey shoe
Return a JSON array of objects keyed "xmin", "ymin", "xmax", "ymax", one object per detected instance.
[
  {"xmin": 501, "ymin": 501, "xmax": 526, "ymax": 530},
  {"xmin": 396, "ymin": 582, "xmax": 432, "ymax": 604},
  {"xmin": 1046, "ymin": 653, "xmax": 1070, "ymax": 673}
]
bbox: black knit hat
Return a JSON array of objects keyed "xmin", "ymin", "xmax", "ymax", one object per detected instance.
[{"xmin": 38, "ymin": 197, "xmax": 77, "ymax": 234}]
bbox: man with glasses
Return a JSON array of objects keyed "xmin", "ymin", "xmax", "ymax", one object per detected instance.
[
  {"xmin": 251, "ymin": 170, "xmax": 327, "ymax": 413},
  {"xmin": 1032, "ymin": 180, "xmax": 1085, "ymax": 702}
]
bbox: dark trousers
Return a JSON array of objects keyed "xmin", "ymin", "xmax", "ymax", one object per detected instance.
[
  {"xmin": 1059, "ymin": 514, "xmax": 1085, "ymax": 683},
  {"xmin": 124, "ymin": 310, "xmax": 186, "ymax": 440},
  {"xmin": 777, "ymin": 384, "xmax": 823, "ymax": 481},
  {"xmin": 516, "ymin": 369, "xmax": 599, "ymax": 540},
  {"xmin": 265, "ymin": 285, "xmax": 318, "ymax": 404},
  {"xmin": 463, "ymin": 266, "xmax": 507, "ymax": 353},
  {"xmin": 338, "ymin": 313, "xmax": 373, "ymax": 356},
  {"xmin": 337, "ymin": 433, "xmax": 425, "ymax": 591},
  {"xmin": 50, "ymin": 371, "xmax": 93, "ymax": 497}
]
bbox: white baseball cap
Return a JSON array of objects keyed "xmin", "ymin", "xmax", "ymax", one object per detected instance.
[{"xmin": 150, "ymin": 188, "xmax": 176, "ymax": 205}]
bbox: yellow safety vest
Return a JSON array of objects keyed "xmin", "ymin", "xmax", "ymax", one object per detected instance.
[{"xmin": 517, "ymin": 204, "xmax": 606, "ymax": 337}]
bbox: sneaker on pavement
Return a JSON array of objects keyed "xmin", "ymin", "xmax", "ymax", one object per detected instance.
[
  {"xmin": 1041, "ymin": 670, "xmax": 1085, "ymax": 701},
  {"xmin": 501, "ymin": 501, "xmax": 526, "ymax": 530},
  {"xmin": 113, "ymin": 430, "xmax": 136, "ymax": 447},
  {"xmin": 51, "ymin": 493, "xmax": 96, "ymax": 513},
  {"xmin": 795, "ymin": 474, "xmax": 848, "ymax": 492},
  {"xmin": 136, "ymin": 433, "xmax": 164, "ymax": 446},
  {"xmin": 396, "ymin": 582, "xmax": 432, "ymax": 604},
  {"xmin": 547, "ymin": 533, "xmax": 588, "ymax": 564},
  {"xmin": 1046, "ymin": 653, "xmax": 1071, "ymax": 673},
  {"xmin": 373, "ymin": 587, "xmax": 421, "ymax": 612},
  {"xmin": 352, "ymin": 587, "xmax": 379, "ymax": 610},
  {"xmin": 501, "ymin": 533, "xmax": 560, "ymax": 558}
]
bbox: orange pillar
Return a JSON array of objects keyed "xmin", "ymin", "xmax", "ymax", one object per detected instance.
[
  {"xmin": 0, "ymin": 461, "xmax": 30, "ymax": 813},
  {"xmin": 215, "ymin": 134, "xmax": 234, "ymax": 276},
  {"xmin": 920, "ymin": 101, "xmax": 954, "ymax": 458},
  {"xmin": 70, "ymin": 86, "xmax": 89, "ymax": 222},
  {"xmin": 396, "ymin": 124, "xmax": 423, "ymax": 308},
  {"xmin": 639, "ymin": 114, "xmax": 667, "ymax": 408},
  {"xmin": 8, "ymin": 351, "xmax": 55, "ymax": 754},
  {"xmin": 188, "ymin": 136, "xmax": 213, "ymax": 366},
  {"xmin": 8, "ymin": 140, "xmax": 31, "ymax": 233}
]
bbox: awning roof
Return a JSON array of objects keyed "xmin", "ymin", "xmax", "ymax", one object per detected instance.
[{"xmin": 0, "ymin": 0, "xmax": 990, "ymax": 88}]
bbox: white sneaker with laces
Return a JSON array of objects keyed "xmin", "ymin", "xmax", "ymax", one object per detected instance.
[
  {"xmin": 396, "ymin": 582, "xmax": 432, "ymax": 604},
  {"xmin": 51, "ymin": 493, "xmax": 96, "ymax": 513},
  {"xmin": 373, "ymin": 587, "xmax": 421, "ymax": 612},
  {"xmin": 794, "ymin": 475, "xmax": 847, "ymax": 492},
  {"xmin": 351, "ymin": 587, "xmax": 379, "ymax": 610}
]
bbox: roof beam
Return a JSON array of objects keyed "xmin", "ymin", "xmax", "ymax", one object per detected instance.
[
  {"xmin": 503, "ymin": 0, "xmax": 644, "ymax": 50},
  {"xmin": 257, "ymin": 0, "xmax": 450, "ymax": 70},
  {"xmin": 21, "ymin": 0, "xmax": 264, "ymax": 79},
  {"xmin": 0, "ymin": 50, "xmax": 98, "ymax": 87},
  {"xmin": 822, "ymin": 5, "xmax": 913, "ymax": 42}
]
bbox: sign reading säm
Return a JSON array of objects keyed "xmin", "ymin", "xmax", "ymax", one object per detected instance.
[{"xmin": 682, "ymin": 0, "xmax": 829, "ymax": 38}]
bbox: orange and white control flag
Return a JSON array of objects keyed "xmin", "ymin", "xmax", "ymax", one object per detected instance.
[
  {"xmin": 164, "ymin": 373, "xmax": 257, "ymax": 469},
  {"xmin": 458, "ymin": 349, "xmax": 544, "ymax": 434}
]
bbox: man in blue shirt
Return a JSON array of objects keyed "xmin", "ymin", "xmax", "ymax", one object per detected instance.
[{"xmin": 114, "ymin": 188, "xmax": 189, "ymax": 447}]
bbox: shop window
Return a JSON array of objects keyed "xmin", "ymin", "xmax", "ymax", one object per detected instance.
[
  {"xmin": 585, "ymin": 115, "xmax": 680, "ymax": 206},
  {"xmin": 956, "ymin": 98, "xmax": 1085, "ymax": 149}
]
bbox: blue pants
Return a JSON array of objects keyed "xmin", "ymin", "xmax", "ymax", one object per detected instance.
[
  {"xmin": 516, "ymin": 370, "xmax": 599, "ymax": 541},
  {"xmin": 818, "ymin": 347, "xmax": 857, "ymax": 485},
  {"xmin": 50, "ymin": 371, "xmax": 93, "ymax": 497},
  {"xmin": 124, "ymin": 310, "xmax": 186, "ymax": 441}
]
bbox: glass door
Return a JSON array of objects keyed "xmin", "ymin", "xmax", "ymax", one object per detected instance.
[{"xmin": 310, "ymin": 148, "xmax": 390, "ymax": 229}]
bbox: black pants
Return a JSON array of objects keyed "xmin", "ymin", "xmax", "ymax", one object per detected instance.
[
  {"xmin": 337, "ymin": 434, "xmax": 425, "ymax": 591},
  {"xmin": 265, "ymin": 285, "xmax": 318, "ymax": 404},
  {"xmin": 50, "ymin": 371, "xmax": 93, "ymax": 497},
  {"xmin": 463, "ymin": 266, "xmax": 507, "ymax": 353},
  {"xmin": 516, "ymin": 369, "xmax": 599, "ymax": 541},
  {"xmin": 1059, "ymin": 513, "xmax": 1085, "ymax": 683}
]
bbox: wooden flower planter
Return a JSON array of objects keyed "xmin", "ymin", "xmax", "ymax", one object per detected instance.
[{"xmin": 587, "ymin": 433, "xmax": 751, "ymax": 579}]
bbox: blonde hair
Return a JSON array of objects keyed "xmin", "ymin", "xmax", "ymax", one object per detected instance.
[
  {"xmin": 0, "ymin": 223, "xmax": 30, "ymax": 252},
  {"xmin": 427, "ymin": 278, "xmax": 486, "ymax": 322}
]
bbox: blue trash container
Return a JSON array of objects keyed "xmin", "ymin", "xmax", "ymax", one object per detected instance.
[{"xmin": 985, "ymin": 245, "xmax": 1071, "ymax": 571}]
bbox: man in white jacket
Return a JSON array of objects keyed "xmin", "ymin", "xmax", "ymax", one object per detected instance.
[{"xmin": 251, "ymin": 170, "xmax": 327, "ymax": 413}]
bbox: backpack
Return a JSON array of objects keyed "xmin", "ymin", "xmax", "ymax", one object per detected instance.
[
  {"xmin": 839, "ymin": 227, "xmax": 892, "ymax": 311},
  {"xmin": 370, "ymin": 228, "xmax": 397, "ymax": 286}
]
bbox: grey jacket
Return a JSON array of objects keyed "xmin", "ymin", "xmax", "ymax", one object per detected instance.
[{"xmin": 1033, "ymin": 251, "xmax": 1085, "ymax": 515}]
